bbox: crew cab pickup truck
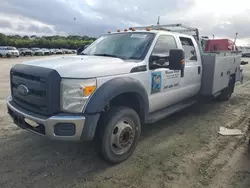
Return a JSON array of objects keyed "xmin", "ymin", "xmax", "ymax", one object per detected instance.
[{"xmin": 6, "ymin": 24, "xmax": 243, "ymax": 164}]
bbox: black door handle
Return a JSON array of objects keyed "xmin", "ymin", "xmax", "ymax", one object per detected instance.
[{"xmin": 198, "ymin": 66, "xmax": 201, "ymax": 74}]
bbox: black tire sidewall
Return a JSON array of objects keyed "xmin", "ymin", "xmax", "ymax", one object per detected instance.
[
  {"xmin": 100, "ymin": 107, "xmax": 141, "ymax": 164},
  {"xmin": 220, "ymin": 76, "xmax": 234, "ymax": 101}
]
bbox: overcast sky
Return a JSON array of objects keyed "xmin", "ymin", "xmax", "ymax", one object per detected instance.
[{"xmin": 0, "ymin": 0, "xmax": 250, "ymax": 45}]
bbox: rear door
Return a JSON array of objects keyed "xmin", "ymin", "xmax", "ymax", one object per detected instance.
[{"xmin": 177, "ymin": 36, "xmax": 202, "ymax": 99}]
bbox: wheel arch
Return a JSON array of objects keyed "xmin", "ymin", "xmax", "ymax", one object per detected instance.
[
  {"xmin": 84, "ymin": 77, "xmax": 149, "ymax": 122},
  {"xmin": 82, "ymin": 77, "xmax": 149, "ymax": 140}
]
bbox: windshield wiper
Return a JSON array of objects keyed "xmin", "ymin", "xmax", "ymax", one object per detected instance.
[{"xmin": 93, "ymin": 53, "xmax": 120, "ymax": 58}]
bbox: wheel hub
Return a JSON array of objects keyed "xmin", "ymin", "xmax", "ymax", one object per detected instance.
[{"xmin": 111, "ymin": 119, "xmax": 135, "ymax": 155}]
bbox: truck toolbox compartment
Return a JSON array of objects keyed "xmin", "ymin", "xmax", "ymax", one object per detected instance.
[{"xmin": 200, "ymin": 52, "xmax": 241, "ymax": 96}]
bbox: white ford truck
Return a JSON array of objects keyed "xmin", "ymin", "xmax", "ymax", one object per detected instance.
[{"xmin": 6, "ymin": 24, "xmax": 243, "ymax": 164}]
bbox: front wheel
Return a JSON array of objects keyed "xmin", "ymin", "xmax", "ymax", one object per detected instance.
[{"xmin": 97, "ymin": 107, "xmax": 141, "ymax": 164}]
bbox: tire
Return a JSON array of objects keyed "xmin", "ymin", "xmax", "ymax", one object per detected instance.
[
  {"xmin": 0, "ymin": 54, "xmax": 2, "ymax": 57},
  {"xmin": 219, "ymin": 76, "xmax": 234, "ymax": 101},
  {"xmin": 97, "ymin": 106, "xmax": 141, "ymax": 164}
]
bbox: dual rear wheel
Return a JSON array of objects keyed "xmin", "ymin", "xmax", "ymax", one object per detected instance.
[{"xmin": 219, "ymin": 76, "xmax": 235, "ymax": 101}]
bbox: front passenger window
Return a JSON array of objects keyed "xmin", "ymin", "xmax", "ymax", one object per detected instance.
[{"xmin": 152, "ymin": 35, "xmax": 177, "ymax": 57}]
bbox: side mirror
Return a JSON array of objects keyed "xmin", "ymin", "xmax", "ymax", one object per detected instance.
[
  {"xmin": 169, "ymin": 49, "xmax": 185, "ymax": 77},
  {"xmin": 149, "ymin": 55, "xmax": 169, "ymax": 69},
  {"xmin": 84, "ymin": 45, "xmax": 89, "ymax": 50}
]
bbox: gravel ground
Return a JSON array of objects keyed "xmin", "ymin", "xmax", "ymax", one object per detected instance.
[{"xmin": 0, "ymin": 56, "xmax": 250, "ymax": 188}]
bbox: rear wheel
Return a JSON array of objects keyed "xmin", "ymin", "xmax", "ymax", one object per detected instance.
[
  {"xmin": 97, "ymin": 106, "xmax": 141, "ymax": 164},
  {"xmin": 219, "ymin": 76, "xmax": 234, "ymax": 101}
]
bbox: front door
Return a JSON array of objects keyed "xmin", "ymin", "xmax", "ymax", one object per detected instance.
[{"xmin": 148, "ymin": 34, "xmax": 182, "ymax": 113}]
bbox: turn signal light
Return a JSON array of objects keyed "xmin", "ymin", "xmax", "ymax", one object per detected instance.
[
  {"xmin": 82, "ymin": 86, "xmax": 96, "ymax": 96},
  {"xmin": 146, "ymin": 27, "xmax": 151, "ymax": 31}
]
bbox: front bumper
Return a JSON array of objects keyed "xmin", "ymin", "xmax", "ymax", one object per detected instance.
[
  {"xmin": 6, "ymin": 53, "xmax": 19, "ymax": 57},
  {"xmin": 6, "ymin": 96, "xmax": 86, "ymax": 141}
]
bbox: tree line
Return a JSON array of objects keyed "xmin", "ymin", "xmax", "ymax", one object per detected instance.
[{"xmin": 0, "ymin": 33, "xmax": 96, "ymax": 49}]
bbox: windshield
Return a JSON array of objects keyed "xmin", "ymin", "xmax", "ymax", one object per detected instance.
[{"xmin": 82, "ymin": 32, "xmax": 155, "ymax": 60}]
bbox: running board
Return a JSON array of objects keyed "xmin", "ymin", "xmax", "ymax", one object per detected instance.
[{"xmin": 146, "ymin": 99, "xmax": 197, "ymax": 124}]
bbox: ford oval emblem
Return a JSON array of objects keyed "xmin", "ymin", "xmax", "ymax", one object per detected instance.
[{"xmin": 17, "ymin": 84, "xmax": 29, "ymax": 96}]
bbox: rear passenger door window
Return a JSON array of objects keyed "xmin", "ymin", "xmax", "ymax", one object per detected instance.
[{"xmin": 179, "ymin": 37, "xmax": 197, "ymax": 61}]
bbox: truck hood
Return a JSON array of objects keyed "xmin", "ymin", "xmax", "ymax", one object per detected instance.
[{"xmin": 24, "ymin": 55, "xmax": 140, "ymax": 78}]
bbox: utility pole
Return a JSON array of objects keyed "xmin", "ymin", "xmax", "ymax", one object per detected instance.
[
  {"xmin": 73, "ymin": 17, "xmax": 76, "ymax": 35},
  {"xmin": 157, "ymin": 16, "xmax": 160, "ymax": 25}
]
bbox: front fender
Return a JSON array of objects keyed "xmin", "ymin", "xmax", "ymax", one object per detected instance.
[
  {"xmin": 81, "ymin": 77, "xmax": 149, "ymax": 140},
  {"xmin": 84, "ymin": 77, "xmax": 149, "ymax": 118}
]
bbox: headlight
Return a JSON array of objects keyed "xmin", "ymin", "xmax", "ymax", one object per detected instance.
[{"xmin": 60, "ymin": 78, "xmax": 97, "ymax": 113}]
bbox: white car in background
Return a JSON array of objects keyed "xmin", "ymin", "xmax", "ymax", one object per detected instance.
[
  {"xmin": 41, "ymin": 48, "xmax": 50, "ymax": 55},
  {"xmin": 49, "ymin": 49, "xmax": 56, "ymax": 55},
  {"xmin": 61, "ymin": 49, "xmax": 72, "ymax": 54},
  {"xmin": 54, "ymin": 49, "xmax": 63, "ymax": 54},
  {"xmin": 31, "ymin": 48, "xmax": 44, "ymax": 56},
  {"xmin": 0, "ymin": 46, "xmax": 19, "ymax": 57}
]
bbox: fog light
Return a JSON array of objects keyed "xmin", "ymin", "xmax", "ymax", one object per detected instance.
[{"xmin": 54, "ymin": 123, "xmax": 76, "ymax": 136}]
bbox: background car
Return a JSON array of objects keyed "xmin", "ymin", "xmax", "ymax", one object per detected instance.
[
  {"xmin": 61, "ymin": 48, "xmax": 71, "ymax": 54},
  {"xmin": 41, "ymin": 48, "xmax": 50, "ymax": 55},
  {"xmin": 49, "ymin": 49, "xmax": 56, "ymax": 55},
  {"xmin": 0, "ymin": 46, "xmax": 19, "ymax": 57},
  {"xmin": 18, "ymin": 48, "xmax": 33, "ymax": 56},
  {"xmin": 54, "ymin": 49, "xmax": 63, "ymax": 54},
  {"xmin": 31, "ymin": 48, "xmax": 44, "ymax": 56}
]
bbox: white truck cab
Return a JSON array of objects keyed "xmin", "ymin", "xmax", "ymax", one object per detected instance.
[{"xmin": 6, "ymin": 24, "xmax": 243, "ymax": 164}]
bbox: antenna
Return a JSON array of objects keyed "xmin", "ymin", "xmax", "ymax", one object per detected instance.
[
  {"xmin": 157, "ymin": 16, "xmax": 160, "ymax": 25},
  {"xmin": 233, "ymin": 32, "xmax": 238, "ymax": 51},
  {"xmin": 234, "ymin": 32, "xmax": 238, "ymax": 44}
]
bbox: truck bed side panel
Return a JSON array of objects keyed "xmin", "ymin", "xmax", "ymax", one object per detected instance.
[
  {"xmin": 212, "ymin": 54, "xmax": 231, "ymax": 94},
  {"xmin": 200, "ymin": 55, "xmax": 216, "ymax": 96}
]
